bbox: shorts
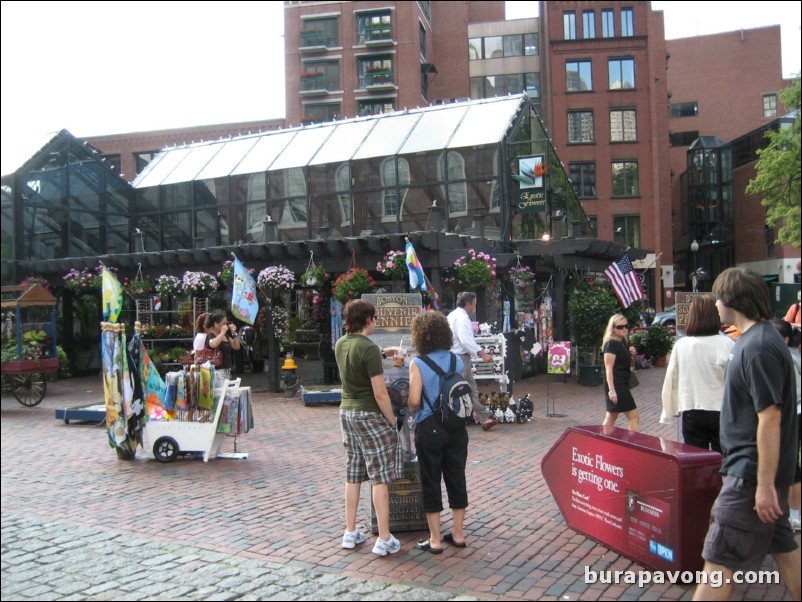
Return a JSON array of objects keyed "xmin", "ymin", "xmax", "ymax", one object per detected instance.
[
  {"xmin": 340, "ymin": 409, "xmax": 402, "ymax": 485},
  {"xmin": 702, "ymin": 475, "xmax": 798, "ymax": 571}
]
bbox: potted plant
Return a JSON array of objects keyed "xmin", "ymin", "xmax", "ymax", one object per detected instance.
[
  {"xmin": 443, "ymin": 249, "xmax": 497, "ymax": 290},
  {"xmin": 257, "ymin": 265, "xmax": 296, "ymax": 295},
  {"xmin": 182, "ymin": 271, "xmax": 219, "ymax": 298},
  {"xmin": 641, "ymin": 323, "xmax": 675, "ymax": 367},
  {"xmin": 155, "ymin": 275, "xmax": 184, "ymax": 299},
  {"xmin": 123, "ymin": 276, "xmax": 153, "ymax": 299},
  {"xmin": 509, "ymin": 265, "xmax": 536, "ymax": 289},
  {"xmin": 63, "ymin": 267, "xmax": 103, "ymax": 295},
  {"xmin": 301, "ymin": 262, "xmax": 327, "ymax": 287},
  {"xmin": 19, "ymin": 275, "xmax": 52, "ymax": 292},
  {"xmin": 333, "ymin": 267, "xmax": 375, "ymax": 303},
  {"xmin": 376, "ymin": 249, "xmax": 408, "ymax": 280}
]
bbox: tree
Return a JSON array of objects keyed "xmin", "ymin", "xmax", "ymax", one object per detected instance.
[{"xmin": 746, "ymin": 77, "xmax": 801, "ymax": 248}]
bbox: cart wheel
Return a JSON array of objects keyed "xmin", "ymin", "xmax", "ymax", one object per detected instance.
[
  {"xmin": 153, "ymin": 437, "xmax": 179, "ymax": 463},
  {"xmin": 12, "ymin": 373, "xmax": 47, "ymax": 407}
]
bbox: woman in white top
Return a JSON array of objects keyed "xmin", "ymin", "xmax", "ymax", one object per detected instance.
[
  {"xmin": 660, "ymin": 296, "xmax": 734, "ymax": 452},
  {"xmin": 192, "ymin": 312, "xmax": 211, "ymax": 357}
]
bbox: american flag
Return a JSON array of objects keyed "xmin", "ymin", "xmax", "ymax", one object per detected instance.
[{"xmin": 604, "ymin": 253, "xmax": 644, "ymax": 308}]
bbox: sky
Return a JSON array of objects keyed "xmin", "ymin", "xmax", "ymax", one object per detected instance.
[{"xmin": 1, "ymin": 1, "xmax": 800, "ymax": 176}]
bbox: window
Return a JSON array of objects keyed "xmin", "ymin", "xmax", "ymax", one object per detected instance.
[
  {"xmin": 669, "ymin": 101, "xmax": 698, "ymax": 118},
  {"xmin": 525, "ymin": 72, "xmax": 540, "ymax": 98},
  {"xmin": 134, "ymin": 150, "xmax": 158, "ymax": 176},
  {"xmin": 420, "ymin": 22, "xmax": 427, "ymax": 58},
  {"xmin": 358, "ymin": 100, "xmax": 394, "ymax": 116},
  {"xmin": 381, "ymin": 158, "xmax": 410, "ymax": 219},
  {"xmin": 568, "ymin": 111, "xmax": 594, "ymax": 144},
  {"xmin": 612, "ymin": 162, "xmax": 639, "ymax": 196},
  {"xmin": 469, "ymin": 73, "xmax": 540, "ymax": 100},
  {"xmin": 566, "ymin": 60, "xmax": 592, "ymax": 92},
  {"xmin": 583, "ymin": 11, "xmax": 596, "ymax": 39},
  {"xmin": 302, "ymin": 103, "xmax": 340, "ymax": 123},
  {"xmin": 587, "ymin": 216, "xmax": 598, "ymax": 237},
  {"xmin": 610, "ymin": 109, "xmax": 637, "ymax": 142},
  {"xmin": 763, "ymin": 94, "xmax": 777, "ymax": 118},
  {"xmin": 602, "ymin": 9, "xmax": 615, "ymax": 37},
  {"xmin": 569, "ymin": 163, "xmax": 596, "ymax": 198},
  {"xmin": 301, "ymin": 17, "xmax": 338, "ymax": 48},
  {"xmin": 670, "ymin": 131, "xmax": 699, "ymax": 147},
  {"xmin": 564, "ymin": 12, "xmax": 577, "ymax": 40},
  {"xmin": 300, "ymin": 61, "xmax": 340, "ymax": 92},
  {"xmin": 524, "ymin": 33, "xmax": 539, "ymax": 55},
  {"xmin": 421, "ymin": 68, "xmax": 429, "ymax": 100},
  {"xmin": 468, "ymin": 38, "xmax": 482, "ymax": 60},
  {"xmin": 621, "ymin": 8, "xmax": 634, "ymax": 37},
  {"xmin": 335, "ymin": 165, "xmax": 352, "ymax": 227},
  {"xmin": 613, "ymin": 216, "xmax": 640, "ymax": 247},
  {"xmin": 503, "ymin": 34, "xmax": 523, "ymax": 57},
  {"xmin": 279, "ymin": 168, "xmax": 307, "ymax": 229},
  {"xmin": 101, "ymin": 154, "xmax": 121, "ymax": 175},
  {"xmin": 484, "ymin": 36, "xmax": 503, "ymax": 59},
  {"xmin": 445, "ymin": 152, "xmax": 468, "ymax": 217},
  {"xmin": 356, "ymin": 11, "xmax": 392, "ymax": 44},
  {"xmin": 608, "ymin": 58, "xmax": 635, "ymax": 89},
  {"xmin": 358, "ymin": 56, "xmax": 393, "ymax": 88}
]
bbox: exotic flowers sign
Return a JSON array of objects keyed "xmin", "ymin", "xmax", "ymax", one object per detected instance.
[{"xmin": 513, "ymin": 155, "xmax": 547, "ymax": 213}]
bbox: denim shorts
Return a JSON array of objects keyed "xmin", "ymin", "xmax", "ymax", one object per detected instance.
[{"xmin": 702, "ymin": 475, "xmax": 797, "ymax": 571}]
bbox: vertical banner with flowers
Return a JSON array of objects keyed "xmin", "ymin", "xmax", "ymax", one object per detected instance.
[
  {"xmin": 514, "ymin": 155, "xmax": 548, "ymax": 213},
  {"xmin": 231, "ymin": 256, "xmax": 259, "ymax": 325},
  {"xmin": 101, "ymin": 266, "xmax": 124, "ymax": 323},
  {"xmin": 548, "ymin": 341, "xmax": 571, "ymax": 375}
]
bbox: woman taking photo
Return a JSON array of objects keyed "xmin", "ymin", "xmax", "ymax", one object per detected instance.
[
  {"xmin": 660, "ymin": 296, "xmax": 734, "ymax": 451},
  {"xmin": 602, "ymin": 313, "xmax": 639, "ymax": 432},
  {"xmin": 408, "ymin": 311, "xmax": 469, "ymax": 554},
  {"xmin": 205, "ymin": 312, "xmax": 240, "ymax": 382}
]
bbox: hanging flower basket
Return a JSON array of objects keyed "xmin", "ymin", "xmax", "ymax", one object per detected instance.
[
  {"xmin": 19, "ymin": 275, "xmax": 52, "ymax": 292},
  {"xmin": 155, "ymin": 275, "xmax": 184, "ymax": 299},
  {"xmin": 509, "ymin": 265, "xmax": 536, "ymax": 289},
  {"xmin": 257, "ymin": 265, "xmax": 296, "ymax": 293},
  {"xmin": 333, "ymin": 268, "xmax": 376, "ymax": 303},
  {"xmin": 376, "ymin": 250, "xmax": 408, "ymax": 280},
  {"xmin": 301, "ymin": 263, "xmax": 328, "ymax": 287},
  {"xmin": 63, "ymin": 267, "xmax": 103, "ymax": 295},
  {"xmin": 182, "ymin": 271, "xmax": 218, "ymax": 298},
  {"xmin": 123, "ymin": 276, "xmax": 154, "ymax": 299},
  {"xmin": 444, "ymin": 249, "xmax": 497, "ymax": 290}
]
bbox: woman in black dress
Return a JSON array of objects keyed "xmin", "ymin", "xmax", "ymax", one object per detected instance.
[{"xmin": 602, "ymin": 313, "xmax": 639, "ymax": 432}]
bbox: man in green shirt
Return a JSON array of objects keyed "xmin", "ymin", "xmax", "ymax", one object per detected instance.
[{"xmin": 335, "ymin": 299, "xmax": 402, "ymax": 556}]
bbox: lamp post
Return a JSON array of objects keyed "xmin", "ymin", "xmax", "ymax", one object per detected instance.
[{"xmin": 690, "ymin": 239, "xmax": 699, "ymax": 292}]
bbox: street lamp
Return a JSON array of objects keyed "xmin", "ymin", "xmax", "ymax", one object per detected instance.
[{"xmin": 690, "ymin": 239, "xmax": 699, "ymax": 292}]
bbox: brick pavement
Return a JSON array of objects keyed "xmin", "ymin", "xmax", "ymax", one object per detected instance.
[{"xmin": 1, "ymin": 359, "xmax": 797, "ymax": 601}]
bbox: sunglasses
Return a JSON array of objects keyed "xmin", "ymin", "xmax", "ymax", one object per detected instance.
[{"xmin": 614, "ymin": 324, "xmax": 629, "ymax": 330}]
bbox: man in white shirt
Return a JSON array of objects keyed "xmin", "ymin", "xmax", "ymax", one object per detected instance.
[{"xmin": 448, "ymin": 292, "xmax": 499, "ymax": 431}]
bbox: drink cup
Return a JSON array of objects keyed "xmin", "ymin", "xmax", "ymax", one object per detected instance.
[{"xmin": 393, "ymin": 348, "xmax": 407, "ymax": 368}]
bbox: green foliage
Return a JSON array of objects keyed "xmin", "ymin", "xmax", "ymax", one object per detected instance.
[
  {"xmin": 746, "ymin": 77, "xmax": 801, "ymax": 248},
  {"xmin": 640, "ymin": 323, "xmax": 675, "ymax": 361},
  {"xmin": 333, "ymin": 268, "xmax": 375, "ymax": 303}
]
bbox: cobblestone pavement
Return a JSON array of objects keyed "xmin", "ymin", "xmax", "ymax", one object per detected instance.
[{"xmin": 1, "ymin": 360, "xmax": 797, "ymax": 601}]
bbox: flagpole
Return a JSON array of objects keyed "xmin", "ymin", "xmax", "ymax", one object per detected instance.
[{"xmin": 636, "ymin": 251, "xmax": 663, "ymax": 276}]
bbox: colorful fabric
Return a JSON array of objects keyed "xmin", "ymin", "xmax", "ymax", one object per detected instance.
[
  {"xmin": 406, "ymin": 240, "xmax": 427, "ymax": 291},
  {"xmin": 141, "ymin": 343, "xmax": 166, "ymax": 416},
  {"xmin": 231, "ymin": 256, "xmax": 259, "ymax": 325},
  {"xmin": 101, "ymin": 267, "xmax": 124, "ymax": 323},
  {"xmin": 198, "ymin": 365, "xmax": 214, "ymax": 410},
  {"xmin": 604, "ymin": 253, "xmax": 644, "ymax": 308}
]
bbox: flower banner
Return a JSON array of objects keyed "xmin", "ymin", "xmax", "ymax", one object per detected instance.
[
  {"xmin": 231, "ymin": 256, "xmax": 259, "ymax": 325},
  {"xmin": 101, "ymin": 266, "xmax": 124, "ymax": 323},
  {"xmin": 405, "ymin": 240, "xmax": 427, "ymax": 291}
]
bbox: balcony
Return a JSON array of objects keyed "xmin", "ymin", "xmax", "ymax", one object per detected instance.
[
  {"xmin": 364, "ymin": 70, "xmax": 394, "ymax": 90},
  {"xmin": 299, "ymin": 31, "xmax": 336, "ymax": 54},
  {"xmin": 363, "ymin": 25, "xmax": 393, "ymax": 47}
]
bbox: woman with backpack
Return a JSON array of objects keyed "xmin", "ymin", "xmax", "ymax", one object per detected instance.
[{"xmin": 408, "ymin": 311, "xmax": 470, "ymax": 554}]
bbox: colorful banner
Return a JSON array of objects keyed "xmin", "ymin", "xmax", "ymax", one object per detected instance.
[
  {"xmin": 405, "ymin": 240, "xmax": 427, "ymax": 291},
  {"xmin": 231, "ymin": 256, "xmax": 259, "ymax": 325},
  {"xmin": 101, "ymin": 266, "xmax": 124, "ymax": 323},
  {"xmin": 514, "ymin": 155, "xmax": 547, "ymax": 213},
  {"xmin": 547, "ymin": 341, "xmax": 572, "ymax": 374}
]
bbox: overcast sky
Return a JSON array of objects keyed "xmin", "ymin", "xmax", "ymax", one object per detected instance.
[{"xmin": 1, "ymin": 1, "xmax": 799, "ymax": 176}]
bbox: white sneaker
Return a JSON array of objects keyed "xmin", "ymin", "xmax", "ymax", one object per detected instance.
[
  {"xmin": 372, "ymin": 534, "xmax": 401, "ymax": 556},
  {"xmin": 790, "ymin": 515, "xmax": 801, "ymax": 532},
  {"xmin": 341, "ymin": 529, "xmax": 367, "ymax": 549}
]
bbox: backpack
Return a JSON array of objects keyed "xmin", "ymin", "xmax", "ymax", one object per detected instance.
[{"xmin": 419, "ymin": 353, "xmax": 474, "ymax": 430}]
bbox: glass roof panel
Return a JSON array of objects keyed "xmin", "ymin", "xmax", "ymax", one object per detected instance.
[
  {"xmin": 159, "ymin": 143, "xmax": 224, "ymax": 185},
  {"xmin": 448, "ymin": 97, "xmax": 522, "ymax": 149},
  {"xmin": 309, "ymin": 120, "xmax": 377, "ymax": 166},
  {"xmin": 351, "ymin": 113, "xmax": 422, "ymax": 160},
  {"xmin": 133, "ymin": 147, "xmax": 193, "ymax": 188},
  {"xmin": 229, "ymin": 130, "xmax": 297, "ymax": 176},
  {"xmin": 196, "ymin": 136, "xmax": 260, "ymax": 180},
  {"xmin": 399, "ymin": 105, "xmax": 469, "ymax": 154},
  {"xmin": 269, "ymin": 126, "xmax": 334, "ymax": 171}
]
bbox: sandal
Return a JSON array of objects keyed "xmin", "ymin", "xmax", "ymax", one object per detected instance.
[
  {"xmin": 416, "ymin": 538, "xmax": 444, "ymax": 554},
  {"xmin": 443, "ymin": 532, "xmax": 467, "ymax": 548}
]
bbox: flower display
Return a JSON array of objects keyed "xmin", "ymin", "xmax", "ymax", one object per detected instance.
[
  {"xmin": 63, "ymin": 266, "xmax": 109, "ymax": 294},
  {"xmin": 217, "ymin": 260, "xmax": 255, "ymax": 289},
  {"xmin": 257, "ymin": 265, "xmax": 296, "ymax": 293},
  {"xmin": 444, "ymin": 249, "xmax": 497, "ymax": 289},
  {"xmin": 155, "ymin": 275, "xmax": 184, "ymax": 298},
  {"xmin": 19, "ymin": 275, "xmax": 51, "ymax": 292},
  {"xmin": 509, "ymin": 265, "xmax": 536, "ymax": 288},
  {"xmin": 301, "ymin": 263, "xmax": 328, "ymax": 287},
  {"xmin": 182, "ymin": 271, "xmax": 218, "ymax": 298},
  {"xmin": 376, "ymin": 250, "xmax": 408, "ymax": 280},
  {"xmin": 140, "ymin": 324, "xmax": 191, "ymax": 339},
  {"xmin": 123, "ymin": 276, "xmax": 153, "ymax": 299},
  {"xmin": 333, "ymin": 268, "xmax": 376, "ymax": 303}
]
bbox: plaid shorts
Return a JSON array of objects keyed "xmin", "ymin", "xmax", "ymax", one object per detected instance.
[
  {"xmin": 702, "ymin": 475, "xmax": 797, "ymax": 571},
  {"xmin": 340, "ymin": 409, "xmax": 402, "ymax": 485}
]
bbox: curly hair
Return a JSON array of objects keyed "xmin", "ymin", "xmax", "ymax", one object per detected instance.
[{"xmin": 411, "ymin": 311, "xmax": 453, "ymax": 355}]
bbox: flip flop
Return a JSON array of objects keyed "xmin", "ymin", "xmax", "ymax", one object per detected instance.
[
  {"xmin": 442, "ymin": 532, "xmax": 467, "ymax": 548},
  {"xmin": 416, "ymin": 539, "xmax": 444, "ymax": 554}
]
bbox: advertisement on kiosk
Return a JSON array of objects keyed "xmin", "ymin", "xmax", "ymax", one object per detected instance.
[{"xmin": 541, "ymin": 426, "xmax": 721, "ymax": 573}]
